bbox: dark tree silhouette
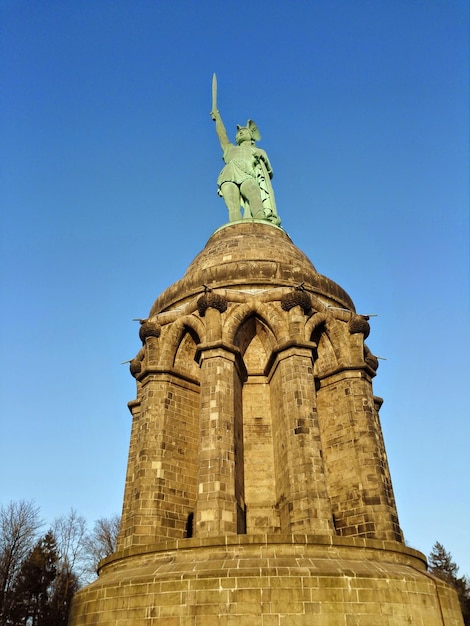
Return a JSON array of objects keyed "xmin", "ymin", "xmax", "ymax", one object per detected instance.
[
  {"xmin": 428, "ymin": 541, "xmax": 470, "ymax": 625},
  {"xmin": 0, "ymin": 501, "xmax": 43, "ymax": 626},
  {"xmin": 9, "ymin": 532, "xmax": 58, "ymax": 626}
]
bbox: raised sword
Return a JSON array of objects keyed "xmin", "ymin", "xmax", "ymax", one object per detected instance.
[{"xmin": 212, "ymin": 73, "xmax": 217, "ymax": 114}]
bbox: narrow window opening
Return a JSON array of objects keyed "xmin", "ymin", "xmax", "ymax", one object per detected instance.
[
  {"xmin": 332, "ymin": 513, "xmax": 338, "ymax": 533},
  {"xmin": 185, "ymin": 512, "xmax": 194, "ymax": 538},
  {"xmin": 237, "ymin": 504, "xmax": 247, "ymax": 534}
]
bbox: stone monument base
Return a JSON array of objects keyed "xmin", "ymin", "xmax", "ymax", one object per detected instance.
[{"xmin": 69, "ymin": 534, "xmax": 463, "ymax": 625}]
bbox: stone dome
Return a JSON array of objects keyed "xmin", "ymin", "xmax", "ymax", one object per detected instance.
[{"xmin": 150, "ymin": 221, "xmax": 354, "ymax": 315}]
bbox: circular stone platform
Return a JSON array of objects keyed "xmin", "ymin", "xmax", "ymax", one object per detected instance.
[{"xmin": 69, "ymin": 535, "xmax": 463, "ymax": 625}]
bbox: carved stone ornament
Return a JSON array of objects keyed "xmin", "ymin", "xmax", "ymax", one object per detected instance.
[
  {"xmin": 281, "ymin": 290, "xmax": 313, "ymax": 315},
  {"xmin": 129, "ymin": 358, "xmax": 142, "ymax": 377},
  {"xmin": 139, "ymin": 321, "xmax": 161, "ymax": 344},
  {"xmin": 197, "ymin": 292, "xmax": 228, "ymax": 317},
  {"xmin": 348, "ymin": 314, "xmax": 370, "ymax": 338}
]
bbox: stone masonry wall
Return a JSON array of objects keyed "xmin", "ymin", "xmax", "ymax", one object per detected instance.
[{"xmin": 242, "ymin": 378, "xmax": 280, "ymax": 534}]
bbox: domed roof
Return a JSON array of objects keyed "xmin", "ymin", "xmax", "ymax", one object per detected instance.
[{"xmin": 150, "ymin": 222, "xmax": 354, "ymax": 315}]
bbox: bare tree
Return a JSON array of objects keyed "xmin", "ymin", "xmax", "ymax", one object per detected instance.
[
  {"xmin": 83, "ymin": 515, "xmax": 120, "ymax": 580},
  {"xmin": 52, "ymin": 509, "xmax": 88, "ymax": 586},
  {"xmin": 0, "ymin": 501, "xmax": 43, "ymax": 626}
]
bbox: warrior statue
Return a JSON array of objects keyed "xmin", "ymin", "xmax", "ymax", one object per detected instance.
[{"xmin": 210, "ymin": 74, "xmax": 280, "ymax": 225}]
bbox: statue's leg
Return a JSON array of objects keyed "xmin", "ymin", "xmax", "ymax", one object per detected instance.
[
  {"xmin": 220, "ymin": 182, "xmax": 242, "ymax": 221},
  {"xmin": 240, "ymin": 179, "xmax": 265, "ymax": 220}
]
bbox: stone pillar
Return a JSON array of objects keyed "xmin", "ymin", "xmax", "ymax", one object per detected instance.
[
  {"xmin": 269, "ymin": 340, "xmax": 334, "ymax": 535},
  {"xmin": 372, "ymin": 394, "xmax": 403, "ymax": 540},
  {"xmin": 317, "ymin": 369, "xmax": 403, "ymax": 541},
  {"xmin": 120, "ymin": 373, "xmax": 170, "ymax": 547},
  {"xmin": 194, "ymin": 340, "xmax": 241, "ymax": 537},
  {"xmin": 119, "ymin": 372, "xmax": 197, "ymax": 546},
  {"xmin": 116, "ymin": 328, "xmax": 200, "ymax": 549},
  {"xmin": 117, "ymin": 397, "xmax": 141, "ymax": 551}
]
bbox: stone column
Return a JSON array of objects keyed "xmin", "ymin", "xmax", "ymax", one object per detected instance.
[
  {"xmin": 317, "ymin": 369, "xmax": 403, "ymax": 541},
  {"xmin": 116, "ymin": 325, "xmax": 200, "ymax": 548},
  {"xmin": 117, "ymin": 397, "xmax": 141, "ymax": 552},
  {"xmin": 269, "ymin": 340, "xmax": 334, "ymax": 535}
]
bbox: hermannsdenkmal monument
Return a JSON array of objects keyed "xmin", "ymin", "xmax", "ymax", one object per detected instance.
[{"xmin": 69, "ymin": 77, "xmax": 464, "ymax": 625}]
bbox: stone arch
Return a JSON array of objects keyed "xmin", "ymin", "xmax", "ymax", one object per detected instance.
[
  {"xmin": 223, "ymin": 301, "xmax": 288, "ymax": 348},
  {"xmin": 305, "ymin": 311, "xmax": 331, "ymax": 339},
  {"xmin": 235, "ymin": 317, "xmax": 276, "ymax": 377},
  {"xmin": 160, "ymin": 314, "xmax": 205, "ymax": 371},
  {"xmin": 306, "ymin": 312, "xmax": 337, "ymax": 375},
  {"xmin": 306, "ymin": 312, "xmax": 355, "ymax": 375}
]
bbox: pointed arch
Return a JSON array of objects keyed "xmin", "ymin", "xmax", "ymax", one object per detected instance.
[
  {"xmin": 307, "ymin": 312, "xmax": 358, "ymax": 374},
  {"xmin": 159, "ymin": 314, "xmax": 206, "ymax": 370},
  {"xmin": 305, "ymin": 311, "xmax": 331, "ymax": 340},
  {"xmin": 235, "ymin": 317, "xmax": 276, "ymax": 375},
  {"xmin": 223, "ymin": 301, "xmax": 288, "ymax": 348},
  {"xmin": 305, "ymin": 312, "xmax": 337, "ymax": 374}
]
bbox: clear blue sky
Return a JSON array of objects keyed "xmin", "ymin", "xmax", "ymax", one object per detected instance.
[{"xmin": 1, "ymin": 1, "xmax": 468, "ymax": 574}]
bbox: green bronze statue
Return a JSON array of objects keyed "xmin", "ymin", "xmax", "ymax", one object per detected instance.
[{"xmin": 210, "ymin": 74, "xmax": 280, "ymax": 225}]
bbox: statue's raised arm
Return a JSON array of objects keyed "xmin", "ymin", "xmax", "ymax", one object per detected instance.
[
  {"xmin": 210, "ymin": 109, "xmax": 230, "ymax": 151},
  {"xmin": 210, "ymin": 74, "xmax": 280, "ymax": 225}
]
